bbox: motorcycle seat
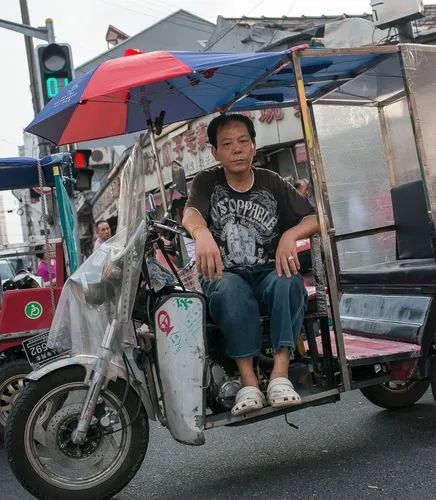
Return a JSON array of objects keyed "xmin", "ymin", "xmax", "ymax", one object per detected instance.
[{"xmin": 340, "ymin": 258, "xmax": 436, "ymax": 294}]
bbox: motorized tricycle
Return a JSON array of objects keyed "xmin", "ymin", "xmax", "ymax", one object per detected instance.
[
  {"xmin": 0, "ymin": 154, "xmax": 77, "ymax": 438},
  {"xmin": 5, "ymin": 44, "xmax": 436, "ymax": 499}
]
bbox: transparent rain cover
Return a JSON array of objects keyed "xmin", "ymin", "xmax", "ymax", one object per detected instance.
[{"xmin": 48, "ymin": 143, "xmax": 147, "ymax": 368}]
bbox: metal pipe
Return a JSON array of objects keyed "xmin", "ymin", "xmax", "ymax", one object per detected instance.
[
  {"xmin": 291, "ymin": 50, "xmax": 351, "ymax": 391},
  {"xmin": 45, "ymin": 18, "xmax": 55, "ymax": 43},
  {"xmin": 19, "ymin": 0, "xmax": 40, "ymax": 116},
  {"xmin": 378, "ymin": 106, "xmax": 397, "ymax": 188},
  {"xmin": 142, "ymin": 99, "xmax": 168, "ymax": 212}
]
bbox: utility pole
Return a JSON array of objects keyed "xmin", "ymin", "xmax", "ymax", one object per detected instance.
[{"xmin": 19, "ymin": 0, "xmax": 40, "ymax": 116}]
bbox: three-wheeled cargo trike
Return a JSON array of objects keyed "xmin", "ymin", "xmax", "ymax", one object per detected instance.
[
  {"xmin": 5, "ymin": 44, "xmax": 436, "ymax": 500},
  {"xmin": 0, "ymin": 154, "xmax": 78, "ymax": 438}
]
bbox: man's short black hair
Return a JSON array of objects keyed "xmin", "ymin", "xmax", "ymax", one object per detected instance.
[
  {"xmin": 95, "ymin": 220, "xmax": 109, "ymax": 230},
  {"xmin": 207, "ymin": 114, "xmax": 256, "ymax": 149}
]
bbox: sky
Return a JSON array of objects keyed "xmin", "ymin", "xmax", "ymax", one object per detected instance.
[{"xmin": 0, "ymin": 0, "xmax": 429, "ymax": 242}]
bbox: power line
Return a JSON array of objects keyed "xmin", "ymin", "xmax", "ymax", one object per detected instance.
[{"xmin": 98, "ymin": 0, "xmax": 215, "ymax": 35}]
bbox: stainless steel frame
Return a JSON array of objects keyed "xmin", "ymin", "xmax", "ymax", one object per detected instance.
[
  {"xmin": 378, "ymin": 105, "xmax": 397, "ymax": 188},
  {"xmin": 291, "ymin": 50, "xmax": 351, "ymax": 391}
]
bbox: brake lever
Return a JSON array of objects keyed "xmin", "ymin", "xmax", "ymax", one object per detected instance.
[{"xmin": 152, "ymin": 221, "xmax": 189, "ymax": 238}]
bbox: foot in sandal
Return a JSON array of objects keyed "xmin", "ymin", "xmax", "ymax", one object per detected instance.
[
  {"xmin": 231, "ymin": 386, "xmax": 266, "ymax": 416},
  {"xmin": 267, "ymin": 377, "xmax": 302, "ymax": 408}
]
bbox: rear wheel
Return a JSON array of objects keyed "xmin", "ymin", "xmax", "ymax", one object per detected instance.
[
  {"xmin": 361, "ymin": 378, "xmax": 430, "ymax": 410},
  {"xmin": 0, "ymin": 357, "xmax": 31, "ymax": 441},
  {"xmin": 6, "ymin": 366, "xmax": 149, "ymax": 500}
]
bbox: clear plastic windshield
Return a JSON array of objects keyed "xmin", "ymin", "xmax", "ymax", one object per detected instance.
[{"xmin": 48, "ymin": 143, "xmax": 147, "ymax": 364}]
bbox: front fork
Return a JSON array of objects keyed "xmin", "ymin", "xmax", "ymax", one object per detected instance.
[{"xmin": 72, "ymin": 319, "xmax": 118, "ymax": 444}]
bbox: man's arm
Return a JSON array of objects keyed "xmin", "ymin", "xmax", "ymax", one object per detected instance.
[
  {"xmin": 182, "ymin": 207, "xmax": 223, "ymax": 280},
  {"xmin": 275, "ymin": 215, "xmax": 319, "ymax": 278}
]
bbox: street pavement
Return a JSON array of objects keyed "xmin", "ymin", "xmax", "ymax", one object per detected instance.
[{"xmin": 2, "ymin": 390, "xmax": 435, "ymax": 500}]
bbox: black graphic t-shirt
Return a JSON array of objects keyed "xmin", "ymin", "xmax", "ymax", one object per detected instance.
[{"xmin": 186, "ymin": 167, "xmax": 315, "ymax": 270}]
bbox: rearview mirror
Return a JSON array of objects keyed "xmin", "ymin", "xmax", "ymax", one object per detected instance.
[{"xmin": 171, "ymin": 161, "xmax": 187, "ymax": 197}]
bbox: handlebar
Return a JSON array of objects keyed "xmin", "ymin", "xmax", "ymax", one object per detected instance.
[{"xmin": 151, "ymin": 220, "xmax": 189, "ymax": 239}]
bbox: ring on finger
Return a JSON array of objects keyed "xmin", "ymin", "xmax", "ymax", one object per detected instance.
[{"xmin": 287, "ymin": 255, "xmax": 295, "ymax": 262}]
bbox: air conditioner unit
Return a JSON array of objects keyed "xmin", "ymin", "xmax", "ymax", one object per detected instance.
[
  {"xmin": 371, "ymin": 0, "xmax": 425, "ymax": 30},
  {"xmin": 89, "ymin": 147, "xmax": 112, "ymax": 166}
]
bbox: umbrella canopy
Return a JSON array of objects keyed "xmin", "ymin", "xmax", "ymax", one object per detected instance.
[
  {"xmin": 25, "ymin": 48, "xmax": 393, "ymax": 146},
  {"xmin": 26, "ymin": 50, "xmax": 291, "ymax": 145}
]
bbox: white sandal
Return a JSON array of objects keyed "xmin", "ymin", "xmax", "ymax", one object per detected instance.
[
  {"xmin": 231, "ymin": 386, "xmax": 266, "ymax": 416},
  {"xmin": 267, "ymin": 377, "xmax": 302, "ymax": 408}
]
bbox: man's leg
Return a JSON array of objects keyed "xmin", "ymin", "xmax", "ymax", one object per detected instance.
[
  {"xmin": 202, "ymin": 272, "xmax": 260, "ymax": 387},
  {"xmin": 255, "ymin": 271, "xmax": 307, "ymax": 379}
]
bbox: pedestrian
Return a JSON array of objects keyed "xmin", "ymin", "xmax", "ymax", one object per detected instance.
[
  {"xmin": 35, "ymin": 245, "xmax": 57, "ymax": 286},
  {"xmin": 182, "ymin": 113, "xmax": 318, "ymax": 416},
  {"xmin": 93, "ymin": 220, "xmax": 112, "ymax": 251}
]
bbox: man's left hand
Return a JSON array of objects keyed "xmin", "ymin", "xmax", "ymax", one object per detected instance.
[{"xmin": 275, "ymin": 230, "xmax": 300, "ymax": 278}]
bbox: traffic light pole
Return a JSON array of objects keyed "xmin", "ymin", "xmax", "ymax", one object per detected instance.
[{"xmin": 19, "ymin": 0, "xmax": 40, "ymax": 116}]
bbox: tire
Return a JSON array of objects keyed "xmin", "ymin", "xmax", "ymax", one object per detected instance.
[
  {"xmin": 0, "ymin": 357, "xmax": 32, "ymax": 442},
  {"xmin": 6, "ymin": 366, "xmax": 149, "ymax": 500},
  {"xmin": 360, "ymin": 378, "xmax": 430, "ymax": 410}
]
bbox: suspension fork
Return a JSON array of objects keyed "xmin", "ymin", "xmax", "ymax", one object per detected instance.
[{"xmin": 72, "ymin": 319, "xmax": 118, "ymax": 444}]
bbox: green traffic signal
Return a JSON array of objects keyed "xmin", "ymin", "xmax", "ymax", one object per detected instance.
[{"xmin": 36, "ymin": 43, "xmax": 74, "ymax": 108}]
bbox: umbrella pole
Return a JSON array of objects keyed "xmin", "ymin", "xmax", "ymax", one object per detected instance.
[{"xmin": 143, "ymin": 101, "xmax": 168, "ymax": 212}]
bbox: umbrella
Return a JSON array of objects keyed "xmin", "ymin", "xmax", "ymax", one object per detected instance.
[{"xmin": 26, "ymin": 50, "xmax": 292, "ymax": 146}]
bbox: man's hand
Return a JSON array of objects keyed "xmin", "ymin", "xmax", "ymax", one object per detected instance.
[
  {"xmin": 275, "ymin": 229, "xmax": 300, "ymax": 278},
  {"xmin": 195, "ymin": 228, "xmax": 223, "ymax": 281}
]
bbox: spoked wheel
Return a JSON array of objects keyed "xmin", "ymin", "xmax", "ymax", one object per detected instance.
[
  {"xmin": 360, "ymin": 378, "xmax": 430, "ymax": 410},
  {"xmin": 0, "ymin": 358, "xmax": 31, "ymax": 441},
  {"xmin": 6, "ymin": 366, "xmax": 149, "ymax": 500}
]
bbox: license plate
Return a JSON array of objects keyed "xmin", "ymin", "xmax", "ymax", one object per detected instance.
[{"xmin": 22, "ymin": 331, "xmax": 68, "ymax": 367}]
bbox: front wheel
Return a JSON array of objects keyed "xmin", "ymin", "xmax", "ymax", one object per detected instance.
[
  {"xmin": 6, "ymin": 366, "xmax": 149, "ymax": 500},
  {"xmin": 360, "ymin": 378, "xmax": 430, "ymax": 410}
]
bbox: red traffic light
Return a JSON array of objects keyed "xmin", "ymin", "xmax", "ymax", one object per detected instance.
[{"xmin": 73, "ymin": 149, "xmax": 92, "ymax": 169}]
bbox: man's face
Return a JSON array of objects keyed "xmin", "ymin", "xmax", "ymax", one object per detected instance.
[
  {"xmin": 97, "ymin": 223, "xmax": 111, "ymax": 241},
  {"xmin": 212, "ymin": 121, "xmax": 256, "ymax": 175}
]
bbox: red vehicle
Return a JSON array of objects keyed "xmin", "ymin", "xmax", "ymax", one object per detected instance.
[{"xmin": 0, "ymin": 153, "xmax": 76, "ymax": 439}]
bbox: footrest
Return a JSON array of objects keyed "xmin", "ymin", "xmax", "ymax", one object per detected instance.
[{"xmin": 305, "ymin": 332, "xmax": 421, "ymax": 366}]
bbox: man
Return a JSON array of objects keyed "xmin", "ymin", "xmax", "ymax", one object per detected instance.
[
  {"xmin": 182, "ymin": 114, "xmax": 319, "ymax": 416},
  {"xmin": 93, "ymin": 220, "xmax": 112, "ymax": 251}
]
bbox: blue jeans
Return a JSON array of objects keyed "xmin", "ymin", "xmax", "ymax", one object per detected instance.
[{"xmin": 201, "ymin": 264, "xmax": 307, "ymax": 359}]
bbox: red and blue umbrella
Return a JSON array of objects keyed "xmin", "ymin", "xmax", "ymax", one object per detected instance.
[
  {"xmin": 25, "ymin": 48, "xmax": 390, "ymax": 146},
  {"xmin": 26, "ymin": 50, "xmax": 292, "ymax": 145}
]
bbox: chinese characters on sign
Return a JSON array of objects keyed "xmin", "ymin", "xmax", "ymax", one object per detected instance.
[{"xmin": 156, "ymin": 108, "xmax": 285, "ymax": 169}]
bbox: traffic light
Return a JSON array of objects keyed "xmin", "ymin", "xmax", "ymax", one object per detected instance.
[
  {"xmin": 72, "ymin": 149, "xmax": 94, "ymax": 191},
  {"xmin": 35, "ymin": 43, "xmax": 74, "ymax": 108}
]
